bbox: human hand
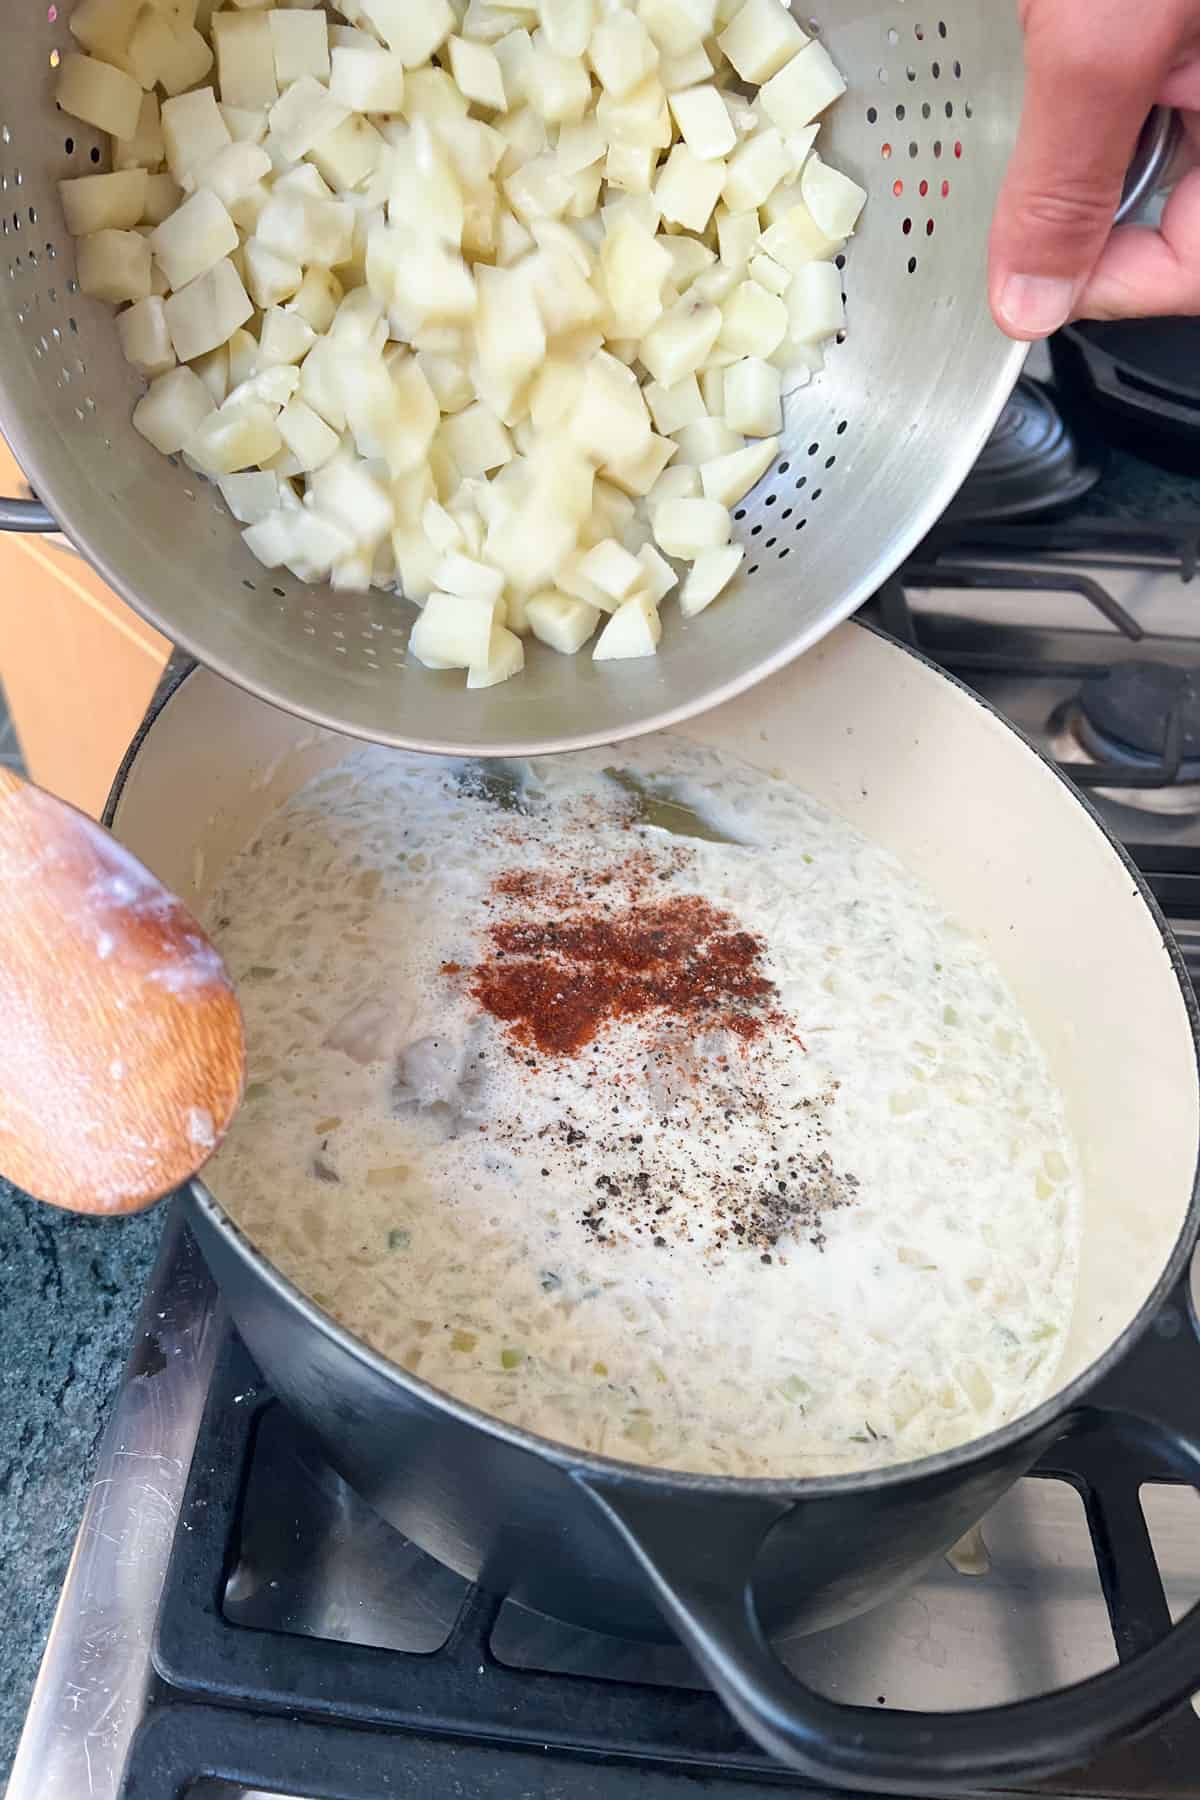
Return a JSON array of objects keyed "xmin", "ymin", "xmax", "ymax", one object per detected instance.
[{"xmin": 989, "ymin": 0, "xmax": 1200, "ymax": 340}]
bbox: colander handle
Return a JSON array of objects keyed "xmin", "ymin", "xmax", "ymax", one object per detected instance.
[
  {"xmin": 580, "ymin": 1403, "xmax": 1200, "ymax": 1792},
  {"xmin": 0, "ymin": 496, "xmax": 57, "ymax": 533}
]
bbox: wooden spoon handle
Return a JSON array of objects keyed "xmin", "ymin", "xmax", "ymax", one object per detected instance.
[{"xmin": 0, "ymin": 768, "xmax": 245, "ymax": 1214}]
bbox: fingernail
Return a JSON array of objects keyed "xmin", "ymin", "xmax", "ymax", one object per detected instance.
[{"xmin": 997, "ymin": 274, "xmax": 1077, "ymax": 339}]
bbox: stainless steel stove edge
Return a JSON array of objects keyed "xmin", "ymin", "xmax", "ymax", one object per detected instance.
[{"xmin": 7, "ymin": 1206, "xmax": 222, "ymax": 1800}]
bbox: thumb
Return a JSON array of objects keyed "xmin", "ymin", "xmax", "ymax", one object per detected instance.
[{"xmin": 989, "ymin": 0, "xmax": 1175, "ymax": 340}]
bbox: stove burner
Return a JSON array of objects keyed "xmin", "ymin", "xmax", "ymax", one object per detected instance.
[
  {"xmin": 1077, "ymin": 662, "xmax": 1200, "ymax": 769},
  {"xmin": 945, "ymin": 378, "xmax": 1109, "ymax": 525}
]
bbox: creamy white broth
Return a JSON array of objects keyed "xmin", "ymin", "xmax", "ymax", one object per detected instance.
[{"xmin": 203, "ymin": 738, "xmax": 1082, "ymax": 1478}]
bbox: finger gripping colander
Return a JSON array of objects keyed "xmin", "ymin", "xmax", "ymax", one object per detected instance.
[{"xmin": 0, "ymin": 3, "xmax": 1025, "ymax": 755}]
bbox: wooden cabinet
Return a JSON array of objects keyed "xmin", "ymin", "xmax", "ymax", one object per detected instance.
[{"xmin": 0, "ymin": 435, "xmax": 170, "ymax": 819}]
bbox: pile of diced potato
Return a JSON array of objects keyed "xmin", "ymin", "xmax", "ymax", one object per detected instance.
[{"xmin": 56, "ymin": 0, "xmax": 863, "ymax": 687}]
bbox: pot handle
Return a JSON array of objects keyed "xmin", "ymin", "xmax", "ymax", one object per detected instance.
[
  {"xmin": 578, "ymin": 1406, "xmax": 1200, "ymax": 1794},
  {"xmin": 0, "ymin": 495, "xmax": 57, "ymax": 532}
]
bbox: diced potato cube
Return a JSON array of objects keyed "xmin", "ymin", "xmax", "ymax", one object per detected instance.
[
  {"xmin": 691, "ymin": 260, "xmax": 741, "ymax": 306},
  {"xmin": 196, "ymin": 142, "xmax": 273, "ymax": 213},
  {"xmin": 567, "ymin": 351, "xmax": 652, "ymax": 465},
  {"xmin": 717, "ymin": 0, "xmax": 807, "ymax": 84},
  {"xmin": 308, "ymin": 114, "xmax": 385, "ymax": 191},
  {"xmin": 410, "ymin": 589, "xmax": 499, "ymax": 668},
  {"xmin": 257, "ymin": 192, "xmax": 355, "ymax": 267},
  {"xmin": 130, "ymin": 14, "xmax": 213, "ymax": 97},
  {"xmin": 217, "ymin": 469, "xmax": 282, "ymax": 524},
  {"xmin": 592, "ymin": 590, "xmax": 661, "ymax": 659},
  {"xmin": 526, "ymin": 587, "xmax": 599, "ymax": 652},
  {"xmin": 259, "ymin": 305, "xmax": 316, "ymax": 365},
  {"xmin": 640, "ymin": 294, "xmax": 721, "ymax": 386},
  {"xmin": 590, "ymin": 12, "xmax": 658, "ymax": 97},
  {"xmin": 268, "ymin": 76, "xmax": 350, "ymax": 162},
  {"xmin": 468, "ymin": 624, "xmax": 525, "ymax": 687},
  {"xmin": 447, "ymin": 35, "xmax": 508, "ymax": 109},
  {"xmin": 680, "ymin": 542, "xmax": 743, "ymax": 616},
  {"xmin": 602, "ymin": 431, "xmax": 676, "ymax": 498},
  {"xmin": 643, "ymin": 374, "xmax": 705, "ymax": 435},
  {"xmin": 151, "ymin": 189, "xmax": 238, "ymax": 291},
  {"xmin": 227, "ymin": 326, "xmax": 259, "ymax": 391},
  {"xmin": 163, "ymin": 89, "xmax": 232, "ymax": 186},
  {"xmin": 310, "ymin": 455, "xmax": 396, "ymax": 547},
  {"xmin": 722, "ymin": 127, "xmax": 790, "ymax": 212},
  {"xmin": 604, "ymin": 142, "xmax": 656, "ymax": 195},
  {"xmin": 133, "ymin": 365, "xmax": 215, "ymax": 454},
  {"xmin": 655, "ymin": 143, "xmax": 723, "ymax": 232},
  {"xmin": 600, "ymin": 215, "xmax": 672, "ymax": 338},
  {"xmin": 329, "ymin": 46, "xmax": 406, "ymax": 112},
  {"xmin": 114, "ymin": 93, "xmax": 164, "ymax": 172},
  {"xmin": 504, "ymin": 152, "xmax": 574, "ymax": 223},
  {"xmin": 787, "ymin": 258, "xmax": 844, "ymax": 341},
  {"xmin": 241, "ymin": 239, "xmax": 299, "ymax": 308},
  {"xmin": 270, "ymin": 9, "xmax": 331, "ymax": 86},
  {"xmin": 715, "ymin": 204, "xmax": 759, "ymax": 271},
  {"xmin": 68, "ymin": 0, "xmax": 142, "ymax": 69},
  {"xmin": 635, "ymin": 542, "xmax": 677, "ymax": 601},
  {"xmin": 404, "ymin": 63, "xmax": 472, "ymax": 121},
  {"xmin": 723, "ymin": 355, "xmax": 782, "ymax": 435},
  {"xmin": 748, "ymin": 250, "xmax": 790, "ymax": 296},
  {"xmin": 192, "ymin": 344, "xmax": 230, "ymax": 407},
  {"xmin": 674, "ymin": 414, "xmax": 739, "ymax": 462},
  {"xmin": 801, "ymin": 154, "xmax": 867, "ymax": 240},
  {"xmin": 648, "ymin": 462, "xmax": 700, "ymax": 504},
  {"xmin": 290, "ymin": 266, "xmax": 343, "ymax": 333},
  {"xmin": 637, "ymin": 0, "xmax": 714, "ymax": 57},
  {"xmin": 699, "ymin": 434, "xmax": 777, "ymax": 506},
  {"xmin": 652, "ymin": 495, "xmax": 730, "ymax": 559},
  {"xmin": 661, "ymin": 234, "xmax": 716, "ymax": 292},
  {"xmin": 577, "ymin": 536, "xmax": 643, "ymax": 604},
  {"xmin": 557, "ymin": 117, "xmax": 605, "ymax": 175},
  {"xmin": 440, "ymin": 401, "xmax": 513, "ymax": 478},
  {"xmin": 58, "ymin": 170, "xmax": 147, "ymax": 238},
  {"xmin": 164, "ymin": 257, "xmax": 254, "ymax": 361},
  {"xmin": 658, "ymin": 41, "xmax": 713, "ymax": 90},
  {"xmin": 278, "ymin": 397, "xmax": 340, "ymax": 471},
  {"xmin": 759, "ymin": 196, "xmax": 841, "ymax": 271},
  {"xmin": 76, "ymin": 229, "xmax": 152, "ymax": 303},
  {"xmin": 212, "ymin": 10, "xmax": 278, "ymax": 109},
  {"xmin": 718, "ymin": 280, "xmax": 787, "ymax": 357},
  {"xmin": 539, "ymin": 0, "xmax": 595, "ymax": 58},
  {"xmin": 117, "ymin": 294, "xmax": 176, "ymax": 376},
  {"xmin": 187, "ymin": 400, "xmax": 284, "ymax": 476},
  {"xmin": 56, "ymin": 53, "xmax": 142, "ymax": 141},
  {"xmin": 432, "ymin": 552, "xmax": 503, "ymax": 604},
  {"xmin": 597, "ymin": 74, "xmax": 671, "ymax": 149},
  {"xmin": 758, "ymin": 37, "xmax": 846, "ymax": 131},
  {"xmin": 138, "ymin": 173, "xmax": 181, "ymax": 227},
  {"xmin": 359, "ymin": 0, "xmax": 455, "ymax": 67},
  {"xmin": 220, "ymin": 104, "xmax": 269, "ymax": 145},
  {"xmin": 668, "ymin": 84, "xmax": 734, "ymax": 160}
]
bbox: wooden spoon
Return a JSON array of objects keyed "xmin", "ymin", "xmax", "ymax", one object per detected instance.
[{"xmin": 0, "ymin": 768, "xmax": 245, "ymax": 1215}]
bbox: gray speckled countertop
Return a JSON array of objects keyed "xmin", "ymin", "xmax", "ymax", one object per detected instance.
[
  {"xmin": 0, "ymin": 1181, "xmax": 160, "ymax": 1784},
  {"xmin": 1, "ymin": 438, "xmax": 1198, "ymax": 1789}
]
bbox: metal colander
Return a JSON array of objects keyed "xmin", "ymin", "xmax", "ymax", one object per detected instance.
[{"xmin": 0, "ymin": 2, "xmax": 1027, "ymax": 755}]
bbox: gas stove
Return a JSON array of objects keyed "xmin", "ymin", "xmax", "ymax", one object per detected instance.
[{"xmin": 11, "ymin": 381, "xmax": 1200, "ymax": 1800}]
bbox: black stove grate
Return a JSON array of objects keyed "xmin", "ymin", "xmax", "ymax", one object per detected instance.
[{"xmin": 120, "ymin": 1253, "xmax": 1200, "ymax": 1800}]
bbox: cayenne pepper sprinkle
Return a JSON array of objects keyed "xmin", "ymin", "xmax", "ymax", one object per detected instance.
[{"xmin": 467, "ymin": 894, "xmax": 778, "ymax": 1056}]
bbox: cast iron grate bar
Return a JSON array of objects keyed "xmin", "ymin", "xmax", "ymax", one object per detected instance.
[
  {"xmin": 879, "ymin": 565, "xmax": 1192, "ymax": 792},
  {"xmin": 920, "ymin": 520, "xmax": 1200, "ymax": 583}
]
